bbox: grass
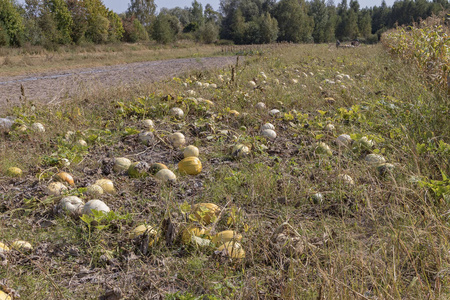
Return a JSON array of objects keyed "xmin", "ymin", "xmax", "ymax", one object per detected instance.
[
  {"xmin": 0, "ymin": 40, "xmax": 227, "ymax": 77},
  {"xmin": 0, "ymin": 39, "xmax": 449, "ymax": 299}
]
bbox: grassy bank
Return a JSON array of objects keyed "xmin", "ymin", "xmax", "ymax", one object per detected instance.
[{"xmin": 0, "ymin": 42, "xmax": 449, "ymax": 299}]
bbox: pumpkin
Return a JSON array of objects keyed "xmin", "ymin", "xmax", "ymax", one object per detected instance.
[
  {"xmin": 365, "ymin": 154, "xmax": 386, "ymax": 166},
  {"xmin": 229, "ymin": 110, "xmax": 240, "ymax": 116},
  {"xmin": 0, "ymin": 290, "xmax": 11, "ymax": 300},
  {"xmin": 155, "ymin": 169, "xmax": 176, "ymax": 182},
  {"xmin": 261, "ymin": 123, "xmax": 275, "ymax": 131},
  {"xmin": 59, "ymin": 158, "xmax": 70, "ymax": 167},
  {"xmin": 269, "ymin": 109, "xmax": 281, "ymax": 116},
  {"xmin": 56, "ymin": 172, "xmax": 75, "ymax": 187},
  {"xmin": 170, "ymin": 107, "xmax": 184, "ymax": 119},
  {"xmin": 183, "ymin": 145, "xmax": 199, "ymax": 158},
  {"xmin": 138, "ymin": 131, "xmax": 154, "ymax": 145},
  {"xmin": 31, "ymin": 122, "xmax": 45, "ymax": 132},
  {"xmin": 261, "ymin": 129, "xmax": 277, "ymax": 140},
  {"xmin": 113, "ymin": 157, "xmax": 132, "ymax": 173},
  {"xmin": 377, "ymin": 163, "xmax": 395, "ymax": 176},
  {"xmin": 215, "ymin": 241, "xmax": 245, "ymax": 260},
  {"xmin": 169, "ymin": 132, "xmax": 186, "ymax": 148},
  {"xmin": 128, "ymin": 161, "xmax": 149, "ymax": 178},
  {"xmin": 198, "ymin": 98, "xmax": 214, "ymax": 106},
  {"xmin": 149, "ymin": 163, "xmax": 168, "ymax": 175},
  {"xmin": 337, "ymin": 174, "xmax": 354, "ymax": 185},
  {"xmin": 255, "ymin": 102, "xmax": 266, "ymax": 110},
  {"xmin": 191, "ymin": 203, "xmax": 220, "ymax": 225},
  {"xmin": 232, "ymin": 144, "xmax": 250, "ymax": 158},
  {"xmin": 130, "ymin": 225, "xmax": 158, "ymax": 247},
  {"xmin": 46, "ymin": 182, "xmax": 68, "ymax": 196},
  {"xmin": 76, "ymin": 139, "xmax": 87, "ymax": 147},
  {"xmin": 178, "ymin": 157, "xmax": 202, "ymax": 175},
  {"xmin": 325, "ymin": 124, "xmax": 335, "ymax": 131},
  {"xmin": 181, "ymin": 225, "xmax": 208, "ymax": 245},
  {"xmin": 0, "ymin": 242, "xmax": 10, "ymax": 253},
  {"xmin": 355, "ymin": 136, "xmax": 374, "ymax": 150},
  {"xmin": 336, "ymin": 134, "xmax": 352, "ymax": 147},
  {"xmin": 95, "ymin": 179, "xmax": 115, "ymax": 194},
  {"xmin": 6, "ymin": 167, "xmax": 22, "ymax": 177},
  {"xmin": 81, "ymin": 199, "xmax": 110, "ymax": 215},
  {"xmin": 142, "ymin": 119, "xmax": 154, "ymax": 129},
  {"xmin": 211, "ymin": 230, "xmax": 242, "ymax": 244},
  {"xmin": 315, "ymin": 142, "xmax": 333, "ymax": 156},
  {"xmin": 11, "ymin": 240, "xmax": 33, "ymax": 252},
  {"xmin": 86, "ymin": 184, "xmax": 104, "ymax": 197},
  {"xmin": 59, "ymin": 196, "xmax": 84, "ymax": 216}
]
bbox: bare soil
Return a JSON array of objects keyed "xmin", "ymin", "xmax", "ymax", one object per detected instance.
[{"xmin": 0, "ymin": 56, "xmax": 239, "ymax": 106}]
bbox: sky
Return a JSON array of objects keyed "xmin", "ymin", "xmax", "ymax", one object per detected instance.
[{"xmin": 104, "ymin": 0, "xmax": 397, "ymax": 14}]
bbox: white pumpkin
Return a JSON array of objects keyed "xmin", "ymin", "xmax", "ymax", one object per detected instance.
[
  {"xmin": 337, "ymin": 174, "xmax": 354, "ymax": 185},
  {"xmin": 255, "ymin": 102, "xmax": 266, "ymax": 110},
  {"xmin": 142, "ymin": 119, "xmax": 154, "ymax": 129},
  {"xmin": 261, "ymin": 123, "xmax": 275, "ymax": 131},
  {"xmin": 232, "ymin": 144, "xmax": 250, "ymax": 158},
  {"xmin": 269, "ymin": 109, "xmax": 281, "ymax": 116},
  {"xmin": 46, "ymin": 182, "xmax": 68, "ymax": 196},
  {"xmin": 325, "ymin": 124, "xmax": 335, "ymax": 132},
  {"xmin": 60, "ymin": 196, "xmax": 85, "ymax": 216},
  {"xmin": 155, "ymin": 169, "xmax": 176, "ymax": 182},
  {"xmin": 113, "ymin": 157, "xmax": 132, "ymax": 172},
  {"xmin": 336, "ymin": 134, "xmax": 352, "ymax": 147},
  {"xmin": 261, "ymin": 129, "xmax": 277, "ymax": 140},
  {"xmin": 95, "ymin": 179, "xmax": 115, "ymax": 194},
  {"xmin": 365, "ymin": 154, "xmax": 386, "ymax": 166},
  {"xmin": 81, "ymin": 199, "xmax": 110, "ymax": 215},
  {"xmin": 169, "ymin": 107, "xmax": 184, "ymax": 119},
  {"xmin": 31, "ymin": 122, "xmax": 45, "ymax": 132},
  {"xmin": 183, "ymin": 145, "xmax": 199, "ymax": 158},
  {"xmin": 169, "ymin": 132, "xmax": 186, "ymax": 148},
  {"xmin": 86, "ymin": 184, "xmax": 104, "ymax": 197},
  {"xmin": 76, "ymin": 139, "xmax": 87, "ymax": 147}
]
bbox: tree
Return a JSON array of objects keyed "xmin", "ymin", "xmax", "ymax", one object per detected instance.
[
  {"xmin": 310, "ymin": 0, "xmax": 329, "ymax": 43},
  {"xmin": 258, "ymin": 12, "xmax": 278, "ymax": 43},
  {"xmin": 0, "ymin": 0, "xmax": 25, "ymax": 46},
  {"xmin": 47, "ymin": 0, "xmax": 73, "ymax": 44},
  {"xmin": 127, "ymin": 0, "xmax": 156, "ymax": 33},
  {"xmin": 122, "ymin": 15, "xmax": 148, "ymax": 42},
  {"xmin": 66, "ymin": 0, "xmax": 88, "ymax": 44},
  {"xmin": 274, "ymin": 0, "xmax": 313, "ymax": 43},
  {"xmin": 151, "ymin": 13, "xmax": 180, "ymax": 44},
  {"xmin": 197, "ymin": 20, "xmax": 219, "ymax": 43}
]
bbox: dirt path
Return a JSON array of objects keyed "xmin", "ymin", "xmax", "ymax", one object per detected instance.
[{"xmin": 0, "ymin": 56, "xmax": 239, "ymax": 106}]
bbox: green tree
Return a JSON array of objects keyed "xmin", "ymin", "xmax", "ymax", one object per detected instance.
[
  {"xmin": 127, "ymin": 0, "xmax": 156, "ymax": 33},
  {"xmin": 151, "ymin": 13, "xmax": 180, "ymax": 44},
  {"xmin": 0, "ymin": 0, "xmax": 25, "ymax": 46},
  {"xmin": 66, "ymin": 0, "xmax": 88, "ymax": 44},
  {"xmin": 358, "ymin": 9, "xmax": 371, "ymax": 39},
  {"xmin": 274, "ymin": 0, "xmax": 313, "ymax": 43},
  {"xmin": 197, "ymin": 20, "xmax": 219, "ymax": 43},
  {"xmin": 310, "ymin": 0, "xmax": 329, "ymax": 43},
  {"xmin": 47, "ymin": 0, "xmax": 73, "ymax": 44},
  {"xmin": 258, "ymin": 12, "xmax": 278, "ymax": 43},
  {"xmin": 107, "ymin": 9, "xmax": 124, "ymax": 41},
  {"xmin": 230, "ymin": 8, "xmax": 246, "ymax": 44},
  {"xmin": 122, "ymin": 15, "xmax": 148, "ymax": 42}
]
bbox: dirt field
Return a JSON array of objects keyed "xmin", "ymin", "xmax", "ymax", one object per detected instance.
[{"xmin": 0, "ymin": 56, "xmax": 239, "ymax": 106}]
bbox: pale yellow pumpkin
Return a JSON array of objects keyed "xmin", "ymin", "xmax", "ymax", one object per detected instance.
[{"xmin": 178, "ymin": 157, "xmax": 202, "ymax": 175}]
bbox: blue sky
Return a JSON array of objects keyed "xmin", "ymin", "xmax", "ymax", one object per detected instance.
[{"xmin": 104, "ymin": 0, "xmax": 396, "ymax": 14}]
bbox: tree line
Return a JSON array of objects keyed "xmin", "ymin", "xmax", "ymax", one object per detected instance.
[{"xmin": 0, "ymin": 0, "xmax": 448, "ymax": 48}]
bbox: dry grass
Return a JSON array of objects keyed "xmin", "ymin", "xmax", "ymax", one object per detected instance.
[{"xmin": 0, "ymin": 43, "xmax": 449, "ymax": 299}]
